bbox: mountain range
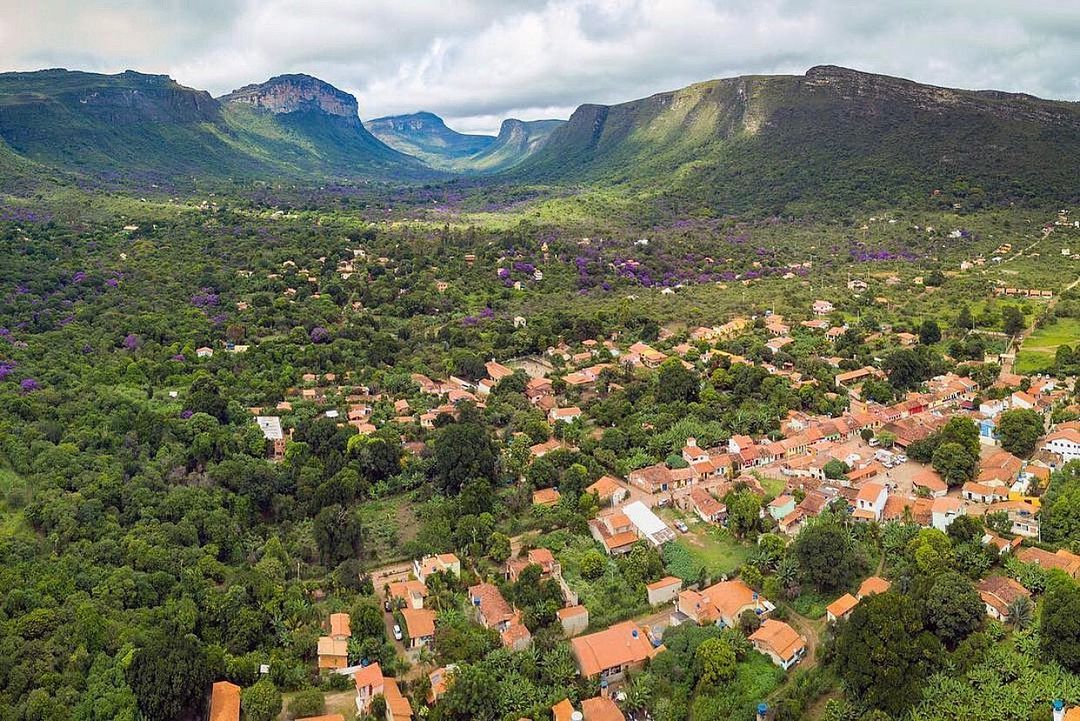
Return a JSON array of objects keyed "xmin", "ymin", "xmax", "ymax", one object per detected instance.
[
  {"xmin": 366, "ymin": 112, "xmax": 563, "ymax": 172},
  {"xmin": 0, "ymin": 65, "xmax": 1077, "ymax": 212}
]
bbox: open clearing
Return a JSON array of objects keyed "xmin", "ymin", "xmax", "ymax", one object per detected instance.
[{"xmin": 1016, "ymin": 317, "xmax": 1079, "ymax": 373}]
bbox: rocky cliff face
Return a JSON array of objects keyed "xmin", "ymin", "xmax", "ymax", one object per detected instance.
[{"xmin": 219, "ymin": 74, "xmax": 360, "ymax": 123}]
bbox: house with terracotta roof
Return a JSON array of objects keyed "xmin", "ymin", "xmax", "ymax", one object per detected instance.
[
  {"xmin": 826, "ymin": 593, "xmax": 858, "ymax": 622},
  {"xmin": 400, "ymin": 607, "xmax": 437, "ymax": 649},
  {"xmin": 552, "ymin": 698, "xmax": 576, "ymax": 721},
  {"xmin": 856, "ymin": 576, "xmax": 891, "ymax": 599},
  {"xmin": 530, "ymin": 437, "xmax": 564, "ymax": 458},
  {"xmin": 582, "ymin": 696, "xmax": 627, "ymax": 721},
  {"xmin": 1043, "ymin": 426, "xmax": 1080, "ymax": 462},
  {"xmin": 677, "ymin": 579, "xmax": 774, "ymax": 627},
  {"xmin": 587, "ymin": 475, "xmax": 629, "ymax": 506},
  {"xmin": 962, "ymin": 481, "xmax": 1009, "ymax": 504},
  {"xmin": 977, "ymin": 576, "xmax": 1031, "ymax": 622},
  {"xmin": 931, "ymin": 496, "xmax": 965, "ymax": 532},
  {"xmin": 413, "ymin": 553, "xmax": 461, "ymax": 583},
  {"xmin": 209, "ymin": 681, "xmax": 240, "ymax": 721},
  {"xmin": 427, "ymin": 665, "xmax": 453, "ymax": 704},
  {"xmin": 981, "ymin": 500, "xmax": 1040, "ymax": 537},
  {"xmin": 468, "ymin": 582, "xmax": 515, "ymax": 630},
  {"xmin": 853, "ymin": 482, "xmax": 887, "ymax": 522},
  {"xmin": 533, "ymin": 487, "xmax": 562, "ymax": 506},
  {"xmin": 646, "ymin": 576, "xmax": 683, "ymax": 606},
  {"xmin": 688, "ymin": 487, "xmax": 727, "ymax": 523},
  {"xmin": 557, "ymin": 604, "xmax": 590, "ymax": 637},
  {"xmin": 749, "ymin": 619, "xmax": 806, "ymax": 670},
  {"xmin": 589, "ymin": 509, "xmax": 639, "ymax": 555},
  {"xmin": 570, "ymin": 621, "xmax": 662, "ymax": 681},
  {"xmin": 506, "ymin": 547, "xmax": 561, "ymax": 582},
  {"xmin": 812, "ymin": 299, "xmax": 834, "ymax": 316},
  {"xmin": 982, "ymin": 531, "xmax": 1023, "ymax": 556},
  {"xmin": 388, "ymin": 580, "xmax": 428, "ymax": 610},
  {"xmin": 911, "ymin": 468, "xmax": 948, "ymax": 497},
  {"xmin": 628, "ymin": 463, "xmax": 675, "ymax": 494},
  {"xmin": 501, "ymin": 620, "xmax": 533, "ymax": 651},
  {"xmin": 353, "ymin": 663, "xmax": 385, "ymax": 714},
  {"xmin": 549, "ymin": 406, "xmax": 582, "ymax": 423},
  {"xmin": 317, "ymin": 612, "xmax": 352, "ymax": 669},
  {"xmin": 383, "ymin": 677, "xmax": 413, "ymax": 721},
  {"xmin": 768, "ymin": 494, "xmax": 796, "ymax": 520},
  {"xmin": 1016, "ymin": 546, "xmax": 1080, "ymax": 578}
]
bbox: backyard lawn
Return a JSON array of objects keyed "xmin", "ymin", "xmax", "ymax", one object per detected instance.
[
  {"xmin": 660, "ymin": 508, "xmax": 753, "ymax": 581},
  {"xmin": 1016, "ymin": 317, "xmax": 1079, "ymax": 373}
]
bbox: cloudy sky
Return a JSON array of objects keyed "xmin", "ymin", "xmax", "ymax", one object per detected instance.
[{"xmin": 1, "ymin": 0, "xmax": 1077, "ymax": 135}]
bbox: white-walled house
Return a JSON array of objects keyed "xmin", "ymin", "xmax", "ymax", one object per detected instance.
[
  {"xmin": 931, "ymin": 497, "xmax": 965, "ymax": 532},
  {"xmin": 852, "ymin": 482, "xmax": 887, "ymax": 522},
  {"xmin": 1043, "ymin": 427, "xmax": 1080, "ymax": 463}
]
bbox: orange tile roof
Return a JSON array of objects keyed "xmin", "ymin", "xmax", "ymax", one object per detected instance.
[
  {"xmin": 646, "ymin": 576, "xmax": 682, "ymax": 591},
  {"xmin": 826, "ymin": 593, "xmax": 858, "ymax": 619},
  {"xmin": 690, "ymin": 579, "xmax": 764, "ymax": 622},
  {"xmin": 388, "ymin": 580, "xmax": 428, "ymax": 603},
  {"xmin": 582, "ymin": 696, "xmax": 626, "ymax": 721},
  {"xmin": 468, "ymin": 582, "xmax": 514, "ymax": 626},
  {"xmin": 401, "ymin": 607, "xmax": 436, "ymax": 639},
  {"xmin": 571, "ymin": 621, "xmax": 658, "ymax": 677},
  {"xmin": 353, "ymin": 662, "xmax": 384, "ymax": 692},
  {"xmin": 329, "ymin": 612, "xmax": 351, "ymax": 637},
  {"xmin": 501, "ymin": 622, "xmax": 532, "ymax": 648},
  {"xmin": 603, "ymin": 531, "xmax": 639, "ymax": 551},
  {"xmin": 552, "ymin": 698, "xmax": 576, "ymax": 721},
  {"xmin": 209, "ymin": 681, "xmax": 241, "ymax": 721},
  {"xmin": 383, "ymin": 678, "xmax": 413, "ymax": 720},
  {"xmin": 749, "ymin": 619, "xmax": 805, "ymax": 661},
  {"xmin": 588, "ymin": 475, "xmax": 625, "ymax": 498}
]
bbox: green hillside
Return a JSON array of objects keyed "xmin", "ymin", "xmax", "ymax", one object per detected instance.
[
  {"xmin": 365, "ymin": 111, "xmax": 496, "ymax": 168},
  {"xmin": 514, "ymin": 66, "xmax": 1080, "ymax": 214},
  {"xmin": 464, "ymin": 118, "xmax": 564, "ymax": 172},
  {"xmin": 0, "ymin": 69, "xmax": 428, "ymax": 186}
]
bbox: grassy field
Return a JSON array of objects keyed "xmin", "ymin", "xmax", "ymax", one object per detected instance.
[
  {"xmin": 1016, "ymin": 317, "xmax": 1079, "ymax": 373},
  {"xmin": 661, "ymin": 509, "xmax": 753, "ymax": 580}
]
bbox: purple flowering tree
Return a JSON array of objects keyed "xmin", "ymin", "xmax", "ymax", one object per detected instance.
[{"xmin": 309, "ymin": 326, "xmax": 330, "ymax": 343}]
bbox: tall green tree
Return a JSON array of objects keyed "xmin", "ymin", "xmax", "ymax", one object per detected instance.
[
  {"xmin": 791, "ymin": 520, "xmax": 863, "ymax": 593},
  {"xmin": 923, "ymin": 571, "xmax": 983, "ymax": 647},
  {"xmin": 1040, "ymin": 579, "xmax": 1080, "ymax": 672},
  {"xmin": 125, "ymin": 635, "xmax": 211, "ymax": 721},
  {"xmin": 996, "ymin": 408, "xmax": 1044, "ymax": 456},
  {"xmin": 433, "ymin": 422, "xmax": 497, "ymax": 494},
  {"xmin": 834, "ymin": 592, "xmax": 942, "ymax": 716}
]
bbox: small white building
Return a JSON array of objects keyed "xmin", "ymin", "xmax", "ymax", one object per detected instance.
[
  {"xmin": 1043, "ymin": 427, "xmax": 1080, "ymax": 463},
  {"xmin": 931, "ymin": 497, "xmax": 965, "ymax": 532},
  {"xmin": 852, "ymin": 482, "xmax": 887, "ymax": 522}
]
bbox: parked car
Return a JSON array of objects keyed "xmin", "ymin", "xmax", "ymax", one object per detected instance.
[
  {"xmin": 384, "ymin": 599, "xmax": 391, "ymax": 612},
  {"xmin": 393, "ymin": 624, "xmax": 403, "ymax": 641},
  {"xmin": 674, "ymin": 520, "xmax": 689, "ymax": 533}
]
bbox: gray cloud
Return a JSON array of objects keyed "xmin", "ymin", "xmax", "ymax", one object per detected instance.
[{"xmin": 0, "ymin": 0, "xmax": 1076, "ymax": 135}]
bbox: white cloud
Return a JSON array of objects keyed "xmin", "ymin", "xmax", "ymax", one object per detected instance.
[{"xmin": 0, "ymin": 0, "xmax": 1076, "ymax": 135}]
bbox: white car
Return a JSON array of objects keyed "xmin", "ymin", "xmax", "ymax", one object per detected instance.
[
  {"xmin": 393, "ymin": 624, "xmax": 403, "ymax": 641},
  {"xmin": 674, "ymin": 521, "xmax": 689, "ymax": 533}
]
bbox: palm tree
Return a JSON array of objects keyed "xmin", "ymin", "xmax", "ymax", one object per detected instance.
[{"xmin": 1007, "ymin": 595, "xmax": 1034, "ymax": 630}]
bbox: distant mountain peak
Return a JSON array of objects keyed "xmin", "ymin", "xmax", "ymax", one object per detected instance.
[{"xmin": 219, "ymin": 74, "xmax": 360, "ymax": 122}]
